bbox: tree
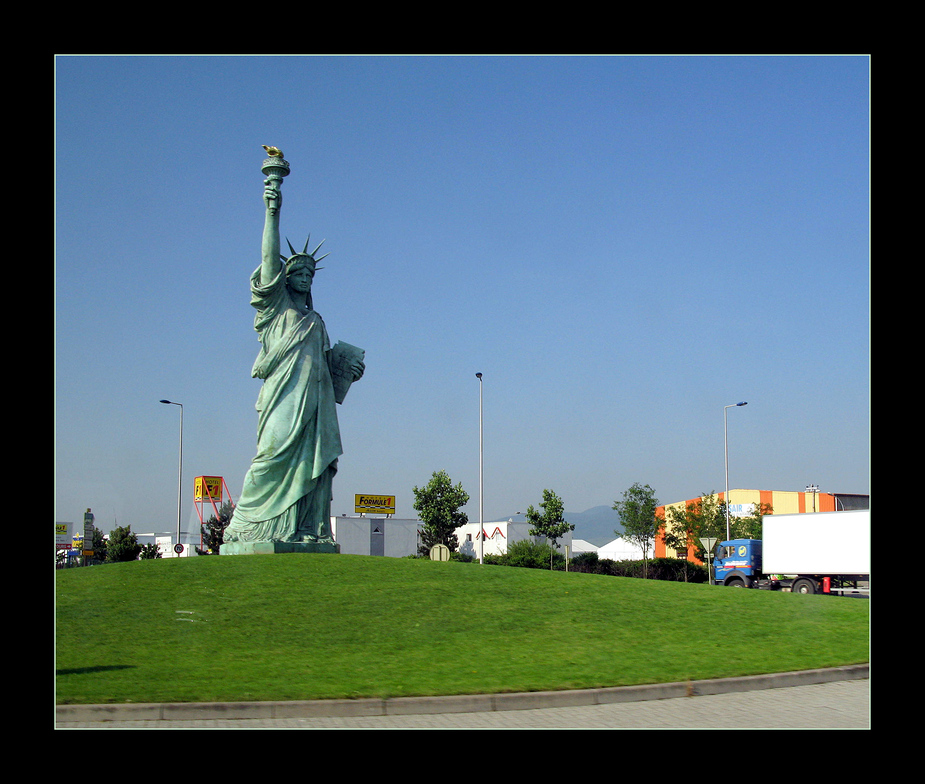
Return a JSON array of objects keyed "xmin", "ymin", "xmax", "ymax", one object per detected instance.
[
  {"xmin": 612, "ymin": 483, "xmax": 661, "ymax": 578},
  {"xmin": 412, "ymin": 470, "xmax": 468, "ymax": 554},
  {"xmin": 526, "ymin": 489, "xmax": 574, "ymax": 569},
  {"xmin": 87, "ymin": 525, "xmax": 107, "ymax": 563},
  {"xmin": 663, "ymin": 492, "xmax": 724, "ymax": 581},
  {"xmin": 138, "ymin": 542, "xmax": 162, "ymax": 560},
  {"xmin": 197, "ymin": 500, "xmax": 235, "ymax": 555},
  {"xmin": 105, "ymin": 525, "xmax": 142, "ymax": 563}
]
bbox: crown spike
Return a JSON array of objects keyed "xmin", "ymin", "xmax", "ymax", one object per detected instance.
[
  {"xmin": 287, "ymin": 238, "xmax": 298, "ymax": 257},
  {"xmin": 302, "ymin": 235, "xmax": 311, "ymax": 254}
]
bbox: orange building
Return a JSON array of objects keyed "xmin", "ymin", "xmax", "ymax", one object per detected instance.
[{"xmin": 655, "ymin": 489, "xmax": 869, "ymax": 562}]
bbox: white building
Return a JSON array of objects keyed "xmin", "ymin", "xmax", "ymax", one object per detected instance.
[
  {"xmin": 455, "ymin": 520, "xmax": 574, "ymax": 559},
  {"xmin": 570, "ymin": 539, "xmax": 599, "ymax": 556},
  {"xmin": 597, "ymin": 536, "xmax": 648, "ymax": 561},
  {"xmin": 330, "ymin": 516, "xmax": 421, "ymax": 557},
  {"xmin": 328, "ymin": 516, "xmax": 584, "ymax": 561}
]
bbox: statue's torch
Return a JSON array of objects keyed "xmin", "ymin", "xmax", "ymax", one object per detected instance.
[{"xmin": 261, "ymin": 148, "xmax": 290, "ymax": 215}]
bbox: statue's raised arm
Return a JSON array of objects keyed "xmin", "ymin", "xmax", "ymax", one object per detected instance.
[
  {"xmin": 260, "ymin": 148, "xmax": 290, "ymax": 286},
  {"xmin": 260, "ymin": 180, "xmax": 282, "ymax": 285}
]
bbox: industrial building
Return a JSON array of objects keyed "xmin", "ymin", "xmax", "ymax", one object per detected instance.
[
  {"xmin": 655, "ymin": 488, "xmax": 870, "ymax": 560},
  {"xmin": 329, "ymin": 516, "xmax": 421, "ymax": 558}
]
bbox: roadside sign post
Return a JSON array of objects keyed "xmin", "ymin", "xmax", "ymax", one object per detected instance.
[{"xmin": 700, "ymin": 537, "xmax": 717, "ymax": 585}]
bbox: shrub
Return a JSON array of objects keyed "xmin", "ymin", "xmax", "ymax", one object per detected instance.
[
  {"xmin": 485, "ymin": 539, "xmax": 566, "ymax": 570},
  {"xmin": 569, "ymin": 551, "xmax": 600, "ymax": 573},
  {"xmin": 487, "ymin": 544, "xmax": 709, "ymax": 582},
  {"xmin": 505, "ymin": 539, "xmax": 553, "ymax": 569},
  {"xmin": 565, "ymin": 554, "xmax": 709, "ymax": 583},
  {"xmin": 648, "ymin": 557, "xmax": 709, "ymax": 583}
]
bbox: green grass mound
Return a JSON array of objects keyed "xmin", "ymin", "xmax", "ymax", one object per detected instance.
[{"xmin": 56, "ymin": 554, "xmax": 869, "ymax": 705}]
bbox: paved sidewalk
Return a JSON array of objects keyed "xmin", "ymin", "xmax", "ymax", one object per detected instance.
[{"xmin": 56, "ymin": 664, "xmax": 869, "ymax": 729}]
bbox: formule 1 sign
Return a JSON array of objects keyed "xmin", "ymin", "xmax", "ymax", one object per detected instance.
[{"xmin": 355, "ymin": 494, "xmax": 396, "ymax": 514}]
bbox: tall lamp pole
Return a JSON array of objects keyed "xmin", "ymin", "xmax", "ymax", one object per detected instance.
[
  {"xmin": 476, "ymin": 373, "xmax": 483, "ymax": 565},
  {"xmin": 724, "ymin": 401, "xmax": 747, "ymax": 541},
  {"xmin": 160, "ymin": 399, "xmax": 183, "ymax": 553},
  {"xmin": 806, "ymin": 484, "xmax": 819, "ymax": 513}
]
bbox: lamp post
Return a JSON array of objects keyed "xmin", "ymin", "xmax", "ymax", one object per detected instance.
[
  {"xmin": 476, "ymin": 373, "xmax": 483, "ymax": 565},
  {"xmin": 724, "ymin": 401, "xmax": 747, "ymax": 541},
  {"xmin": 159, "ymin": 399, "xmax": 183, "ymax": 554},
  {"xmin": 806, "ymin": 484, "xmax": 819, "ymax": 513}
]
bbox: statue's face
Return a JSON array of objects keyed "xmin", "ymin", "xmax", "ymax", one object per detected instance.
[{"xmin": 287, "ymin": 265, "xmax": 314, "ymax": 294}]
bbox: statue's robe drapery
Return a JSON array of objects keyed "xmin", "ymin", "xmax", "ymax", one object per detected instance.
[{"xmin": 224, "ymin": 266, "xmax": 342, "ymax": 542}]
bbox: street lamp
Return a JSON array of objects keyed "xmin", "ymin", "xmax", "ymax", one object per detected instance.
[
  {"xmin": 476, "ymin": 373, "xmax": 483, "ymax": 565},
  {"xmin": 806, "ymin": 484, "xmax": 819, "ymax": 513},
  {"xmin": 724, "ymin": 401, "xmax": 747, "ymax": 541},
  {"xmin": 159, "ymin": 399, "xmax": 183, "ymax": 554}
]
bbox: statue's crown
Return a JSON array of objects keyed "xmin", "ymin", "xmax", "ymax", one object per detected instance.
[{"xmin": 283, "ymin": 236, "xmax": 328, "ymax": 272}]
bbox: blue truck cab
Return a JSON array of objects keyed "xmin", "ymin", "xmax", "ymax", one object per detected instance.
[{"xmin": 713, "ymin": 539, "xmax": 768, "ymax": 588}]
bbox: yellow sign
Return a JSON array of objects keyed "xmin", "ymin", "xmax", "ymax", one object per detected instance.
[
  {"xmin": 194, "ymin": 476, "xmax": 223, "ymax": 501},
  {"xmin": 355, "ymin": 494, "xmax": 396, "ymax": 514}
]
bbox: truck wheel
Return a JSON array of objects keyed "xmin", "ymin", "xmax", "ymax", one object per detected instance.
[
  {"xmin": 726, "ymin": 577, "xmax": 747, "ymax": 588},
  {"xmin": 792, "ymin": 578, "xmax": 817, "ymax": 595}
]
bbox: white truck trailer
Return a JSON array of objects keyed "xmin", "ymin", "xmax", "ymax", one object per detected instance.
[{"xmin": 712, "ymin": 509, "xmax": 870, "ymax": 595}]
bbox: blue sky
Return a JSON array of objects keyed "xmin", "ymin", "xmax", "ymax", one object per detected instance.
[{"xmin": 55, "ymin": 55, "xmax": 870, "ymax": 539}]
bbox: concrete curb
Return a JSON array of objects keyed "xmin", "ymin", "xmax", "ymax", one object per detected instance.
[{"xmin": 56, "ymin": 663, "xmax": 868, "ymax": 724}]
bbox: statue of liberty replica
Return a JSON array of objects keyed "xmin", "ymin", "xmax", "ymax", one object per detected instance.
[{"xmin": 222, "ymin": 148, "xmax": 365, "ymax": 555}]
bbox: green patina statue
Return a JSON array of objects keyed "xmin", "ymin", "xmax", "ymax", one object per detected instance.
[{"xmin": 222, "ymin": 150, "xmax": 365, "ymax": 555}]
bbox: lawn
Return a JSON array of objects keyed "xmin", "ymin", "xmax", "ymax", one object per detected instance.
[{"xmin": 55, "ymin": 554, "xmax": 869, "ymax": 705}]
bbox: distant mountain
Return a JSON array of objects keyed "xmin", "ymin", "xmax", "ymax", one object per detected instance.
[
  {"xmin": 503, "ymin": 505, "xmax": 622, "ymax": 548},
  {"xmin": 566, "ymin": 506, "xmax": 624, "ymax": 546}
]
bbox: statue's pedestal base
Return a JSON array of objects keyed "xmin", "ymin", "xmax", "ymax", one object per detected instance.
[{"xmin": 220, "ymin": 541, "xmax": 340, "ymax": 556}]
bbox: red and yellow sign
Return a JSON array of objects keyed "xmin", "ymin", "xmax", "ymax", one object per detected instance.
[{"xmin": 194, "ymin": 476, "xmax": 223, "ymax": 501}]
